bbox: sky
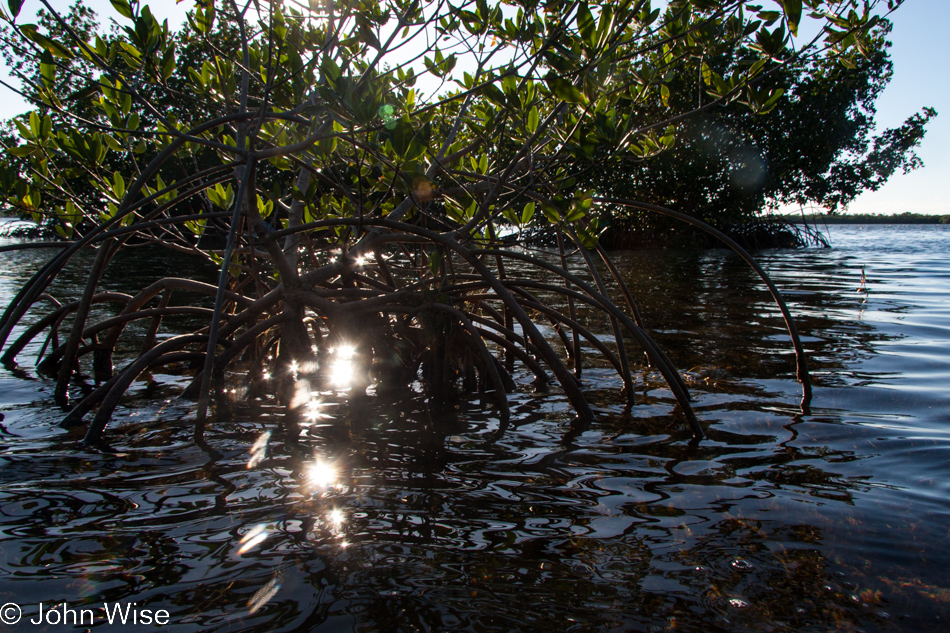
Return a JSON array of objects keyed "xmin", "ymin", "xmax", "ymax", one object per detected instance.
[
  {"xmin": 0, "ymin": 0, "xmax": 946, "ymax": 216},
  {"xmin": 842, "ymin": 0, "xmax": 949, "ymax": 215}
]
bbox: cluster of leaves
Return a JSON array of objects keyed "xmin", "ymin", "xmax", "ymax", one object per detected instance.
[
  {"xmin": 0, "ymin": 0, "xmax": 896, "ymax": 440},
  {"xmin": 590, "ymin": 13, "xmax": 934, "ymax": 240},
  {"xmin": 0, "ymin": 1, "xmax": 911, "ymax": 241}
]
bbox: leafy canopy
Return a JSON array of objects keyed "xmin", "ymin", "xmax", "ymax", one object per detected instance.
[
  {"xmin": 0, "ymin": 0, "xmax": 901, "ymax": 436},
  {"xmin": 0, "ymin": 0, "xmax": 904, "ymax": 242},
  {"xmin": 590, "ymin": 16, "xmax": 933, "ymax": 241}
]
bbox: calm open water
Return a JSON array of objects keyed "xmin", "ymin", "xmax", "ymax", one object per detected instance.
[{"xmin": 0, "ymin": 223, "xmax": 947, "ymax": 632}]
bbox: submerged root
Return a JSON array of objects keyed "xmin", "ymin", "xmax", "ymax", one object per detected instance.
[{"xmin": 0, "ymin": 191, "xmax": 816, "ymax": 445}]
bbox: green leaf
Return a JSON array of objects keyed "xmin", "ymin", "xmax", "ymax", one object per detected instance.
[
  {"xmin": 184, "ymin": 217, "xmax": 206, "ymax": 237},
  {"xmin": 193, "ymin": 3, "xmax": 215, "ymax": 34},
  {"xmin": 566, "ymin": 201, "xmax": 588, "ymax": 222},
  {"xmin": 7, "ymin": 0, "xmax": 24, "ymax": 19},
  {"xmin": 481, "ymin": 83, "xmax": 506, "ymax": 107},
  {"xmin": 595, "ymin": 4, "xmax": 616, "ymax": 48},
  {"xmin": 521, "ymin": 201, "xmax": 535, "ymax": 225},
  {"xmin": 61, "ymin": 200, "xmax": 81, "ymax": 225},
  {"xmin": 577, "ymin": 2, "xmax": 596, "ymax": 48},
  {"xmin": 20, "ymin": 24, "xmax": 74, "ymax": 59},
  {"xmin": 14, "ymin": 118, "xmax": 31, "ymax": 140},
  {"xmin": 113, "ymin": 172, "xmax": 125, "ymax": 200},
  {"xmin": 102, "ymin": 134, "xmax": 122, "ymax": 152},
  {"xmin": 7, "ymin": 145, "xmax": 35, "ymax": 157},
  {"xmin": 759, "ymin": 87, "xmax": 785, "ymax": 114},
  {"xmin": 406, "ymin": 138, "xmax": 427, "ymax": 162},
  {"xmin": 39, "ymin": 50, "xmax": 55, "ymax": 88},
  {"xmin": 321, "ymin": 56, "xmax": 341, "ymax": 83},
  {"xmin": 161, "ymin": 47, "xmax": 176, "ymax": 80},
  {"xmin": 207, "ymin": 184, "xmax": 224, "ymax": 209},
  {"xmin": 257, "ymin": 195, "xmax": 274, "ymax": 220},
  {"xmin": 359, "ymin": 24, "xmax": 380, "ymax": 50},
  {"xmin": 38, "ymin": 115, "xmax": 51, "ymax": 140},
  {"xmin": 110, "ymin": 0, "xmax": 134, "ymax": 19},
  {"xmin": 389, "ymin": 118, "xmax": 414, "ymax": 157},
  {"xmin": 779, "ymin": 0, "xmax": 802, "ymax": 35},
  {"xmin": 527, "ymin": 106, "xmax": 539, "ymax": 134},
  {"xmin": 544, "ymin": 71, "xmax": 584, "ymax": 104},
  {"xmin": 445, "ymin": 200, "xmax": 463, "ymax": 224}
]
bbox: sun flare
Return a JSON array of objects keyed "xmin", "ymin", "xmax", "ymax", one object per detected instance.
[
  {"xmin": 329, "ymin": 344, "xmax": 357, "ymax": 388},
  {"xmin": 307, "ymin": 460, "xmax": 338, "ymax": 488}
]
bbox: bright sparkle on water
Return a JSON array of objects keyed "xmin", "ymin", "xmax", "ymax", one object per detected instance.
[
  {"xmin": 304, "ymin": 397, "xmax": 330, "ymax": 422},
  {"xmin": 247, "ymin": 431, "xmax": 271, "ymax": 469},
  {"xmin": 328, "ymin": 508, "xmax": 345, "ymax": 526},
  {"xmin": 329, "ymin": 344, "xmax": 357, "ymax": 388},
  {"xmin": 247, "ymin": 576, "xmax": 280, "ymax": 614},
  {"xmin": 307, "ymin": 460, "xmax": 338, "ymax": 488},
  {"xmin": 238, "ymin": 524, "xmax": 269, "ymax": 555},
  {"xmin": 326, "ymin": 508, "xmax": 347, "ymax": 537}
]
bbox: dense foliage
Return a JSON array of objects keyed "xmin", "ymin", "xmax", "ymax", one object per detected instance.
[
  {"xmin": 0, "ymin": 0, "xmax": 898, "ymax": 442},
  {"xmin": 590, "ymin": 19, "xmax": 933, "ymax": 244}
]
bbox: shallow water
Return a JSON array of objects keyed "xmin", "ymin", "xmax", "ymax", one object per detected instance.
[{"xmin": 0, "ymin": 224, "xmax": 948, "ymax": 632}]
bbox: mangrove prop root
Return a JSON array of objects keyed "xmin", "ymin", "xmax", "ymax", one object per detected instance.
[
  {"xmin": 595, "ymin": 197, "xmax": 813, "ymax": 408},
  {"xmin": 1, "ymin": 178, "xmax": 812, "ymax": 445}
]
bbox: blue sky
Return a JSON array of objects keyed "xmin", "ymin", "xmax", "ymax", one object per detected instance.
[
  {"xmin": 1, "ymin": 0, "xmax": 946, "ymax": 215},
  {"xmin": 844, "ymin": 0, "xmax": 948, "ymax": 215}
]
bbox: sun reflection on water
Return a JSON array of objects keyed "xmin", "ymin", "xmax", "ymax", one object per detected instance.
[
  {"xmin": 247, "ymin": 431, "xmax": 271, "ymax": 469},
  {"xmin": 329, "ymin": 344, "xmax": 357, "ymax": 388},
  {"xmin": 237, "ymin": 524, "xmax": 269, "ymax": 555},
  {"xmin": 304, "ymin": 397, "xmax": 331, "ymax": 422},
  {"xmin": 247, "ymin": 576, "xmax": 280, "ymax": 615},
  {"xmin": 306, "ymin": 459, "xmax": 339, "ymax": 489},
  {"xmin": 327, "ymin": 508, "xmax": 345, "ymax": 527}
]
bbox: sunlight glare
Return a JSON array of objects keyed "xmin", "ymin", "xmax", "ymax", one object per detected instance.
[
  {"xmin": 247, "ymin": 576, "xmax": 281, "ymax": 614},
  {"xmin": 329, "ymin": 344, "xmax": 357, "ymax": 387},
  {"xmin": 305, "ymin": 397, "xmax": 331, "ymax": 422},
  {"xmin": 247, "ymin": 430, "xmax": 271, "ymax": 469},
  {"xmin": 327, "ymin": 508, "xmax": 345, "ymax": 527},
  {"xmin": 307, "ymin": 460, "xmax": 338, "ymax": 488},
  {"xmin": 238, "ymin": 524, "xmax": 269, "ymax": 555}
]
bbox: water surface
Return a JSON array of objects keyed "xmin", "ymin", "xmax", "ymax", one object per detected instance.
[{"xmin": 0, "ymin": 223, "xmax": 948, "ymax": 632}]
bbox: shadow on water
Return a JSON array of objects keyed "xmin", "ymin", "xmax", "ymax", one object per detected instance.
[{"xmin": 1, "ymin": 226, "xmax": 949, "ymax": 632}]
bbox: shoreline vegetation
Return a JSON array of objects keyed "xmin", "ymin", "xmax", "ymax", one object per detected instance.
[
  {"xmin": 783, "ymin": 211, "xmax": 950, "ymax": 224},
  {"xmin": 6, "ymin": 212, "xmax": 947, "ymax": 249}
]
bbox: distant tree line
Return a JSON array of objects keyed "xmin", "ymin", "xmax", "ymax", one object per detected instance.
[{"xmin": 785, "ymin": 211, "xmax": 950, "ymax": 224}]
